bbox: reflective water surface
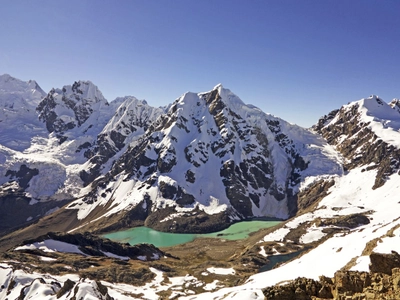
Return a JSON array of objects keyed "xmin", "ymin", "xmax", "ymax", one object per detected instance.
[{"xmin": 103, "ymin": 220, "xmax": 281, "ymax": 248}]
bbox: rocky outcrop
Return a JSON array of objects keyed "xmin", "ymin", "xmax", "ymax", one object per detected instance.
[
  {"xmin": 263, "ymin": 276, "xmax": 333, "ymax": 300},
  {"xmin": 315, "ymin": 213, "xmax": 370, "ymax": 229},
  {"xmin": 145, "ymin": 207, "xmax": 232, "ymax": 233},
  {"xmin": 263, "ymin": 252, "xmax": 400, "ymax": 300},
  {"xmin": 19, "ymin": 231, "xmax": 165, "ymax": 261},
  {"xmin": 369, "ymin": 251, "xmax": 400, "ymax": 275},
  {"xmin": 296, "ymin": 179, "xmax": 335, "ymax": 213}
]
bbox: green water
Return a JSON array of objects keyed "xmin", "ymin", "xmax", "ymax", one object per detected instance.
[{"xmin": 103, "ymin": 220, "xmax": 281, "ymax": 248}]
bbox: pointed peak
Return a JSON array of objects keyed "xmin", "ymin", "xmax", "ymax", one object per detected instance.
[
  {"xmin": 362, "ymin": 94, "xmax": 385, "ymax": 107},
  {"xmin": 213, "ymin": 83, "xmax": 223, "ymax": 90},
  {"xmin": 0, "ymin": 74, "xmax": 22, "ymax": 85},
  {"xmin": 0, "ymin": 73, "xmax": 13, "ymax": 80},
  {"xmin": 0, "ymin": 74, "xmax": 46, "ymax": 105}
]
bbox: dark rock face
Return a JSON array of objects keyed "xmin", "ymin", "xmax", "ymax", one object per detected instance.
[
  {"xmin": 56, "ymin": 279, "xmax": 75, "ymax": 298},
  {"xmin": 0, "ymin": 182, "xmax": 71, "ymax": 237},
  {"xmin": 78, "ymin": 98, "xmax": 164, "ymax": 185},
  {"xmin": 5, "ymin": 164, "xmax": 38, "ymax": 189},
  {"xmin": 315, "ymin": 214, "xmax": 370, "ymax": 229},
  {"xmin": 370, "ymin": 251, "xmax": 400, "ymax": 275},
  {"xmin": 36, "ymin": 89, "xmax": 63, "ymax": 133},
  {"xmin": 20, "ymin": 231, "xmax": 165, "ymax": 261},
  {"xmin": 295, "ymin": 179, "xmax": 335, "ymax": 214}
]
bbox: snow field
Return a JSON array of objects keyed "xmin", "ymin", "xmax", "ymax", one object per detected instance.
[{"xmin": 183, "ymin": 167, "xmax": 400, "ymax": 299}]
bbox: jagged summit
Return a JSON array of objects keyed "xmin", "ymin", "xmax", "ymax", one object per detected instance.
[
  {"xmin": 0, "ymin": 74, "xmax": 46, "ymax": 107},
  {"xmin": 213, "ymin": 83, "xmax": 223, "ymax": 90},
  {"xmin": 330, "ymin": 95, "xmax": 400, "ymax": 148},
  {"xmin": 63, "ymin": 80, "xmax": 107, "ymax": 104},
  {"xmin": 36, "ymin": 80, "xmax": 109, "ymax": 135}
]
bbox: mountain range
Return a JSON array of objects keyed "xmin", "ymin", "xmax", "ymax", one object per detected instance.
[{"xmin": 1, "ymin": 74, "xmax": 400, "ymax": 299}]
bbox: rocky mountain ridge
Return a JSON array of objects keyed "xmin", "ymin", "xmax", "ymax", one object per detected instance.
[
  {"xmin": 314, "ymin": 95, "xmax": 400, "ymax": 189},
  {"xmin": 0, "ymin": 75, "xmax": 342, "ymax": 235}
]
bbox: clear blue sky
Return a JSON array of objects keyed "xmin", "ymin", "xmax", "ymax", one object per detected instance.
[{"xmin": 1, "ymin": 0, "xmax": 399, "ymax": 127}]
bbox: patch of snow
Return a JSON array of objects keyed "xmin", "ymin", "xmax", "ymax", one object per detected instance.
[
  {"xmin": 349, "ymin": 256, "xmax": 371, "ymax": 272},
  {"xmin": 15, "ymin": 239, "xmax": 85, "ymax": 255},
  {"xmin": 299, "ymin": 224, "xmax": 326, "ymax": 244},
  {"xmin": 203, "ymin": 280, "xmax": 222, "ymax": 291},
  {"xmin": 101, "ymin": 251, "xmax": 129, "ymax": 261},
  {"xmin": 259, "ymin": 246, "xmax": 268, "ymax": 257},
  {"xmin": 206, "ymin": 267, "xmax": 235, "ymax": 275},
  {"xmin": 373, "ymin": 227, "xmax": 400, "ymax": 254},
  {"xmin": 262, "ymin": 227, "xmax": 291, "ymax": 242},
  {"xmin": 39, "ymin": 256, "xmax": 57, "ymax": 261}
]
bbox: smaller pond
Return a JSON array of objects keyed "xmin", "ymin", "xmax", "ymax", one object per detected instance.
[
  {"xmin": 103, "ymin": 220, "xmax": 281, "ymax": 248},
  {"xmin": 258, "ymin": 248, "xmax": 310, "ymax": 273}
]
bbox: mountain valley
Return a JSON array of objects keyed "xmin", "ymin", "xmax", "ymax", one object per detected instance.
[{"xmin": 1, "ymin": 74, "xmax": 400, "ymax": 299}]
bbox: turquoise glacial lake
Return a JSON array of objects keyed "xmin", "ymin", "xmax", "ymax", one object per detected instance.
[{"xmin": 103, "ymin": 220, "xmax": 281, "ymax": 248}]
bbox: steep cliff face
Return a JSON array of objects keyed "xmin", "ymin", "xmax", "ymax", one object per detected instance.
[{"xmin": 79, "ymin": 96, "xmax": 165, "ymax": 185}]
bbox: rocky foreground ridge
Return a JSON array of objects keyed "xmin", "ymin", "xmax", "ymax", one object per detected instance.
[{"xmin": 263, "ymin": 251, "xmax": 400, "ymax": 300}]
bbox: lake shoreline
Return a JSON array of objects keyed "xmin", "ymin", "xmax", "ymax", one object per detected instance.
[{"xmin": 103, "ymin": 219, "xmax": 282, "ymax": 248}]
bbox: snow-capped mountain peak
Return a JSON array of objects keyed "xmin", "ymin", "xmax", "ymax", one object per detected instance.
[
  {"xmin": 0, "ymin": 74, "xmax": 47, "ymax": 150},
  {"xmin": 63, "ymin": 84, "xmax": 342, "ymax": 234},
  {"xmin": 315, "ymin": 95, "xmax": 400, "ymax": 189},
  {"xmin": 0, "ymin": 74, "xmax": 46, "ymax": 107},
  {"xmin": 63, "ymin": 80, "xmax": 107, "ymax": 104},
  {"xmin": 36, "ymin": 80, "xmax": 109, "ymax": 135},
  {"xmin": 330, "ymin": 95, "xmax": 400, "ymax": 148}
]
